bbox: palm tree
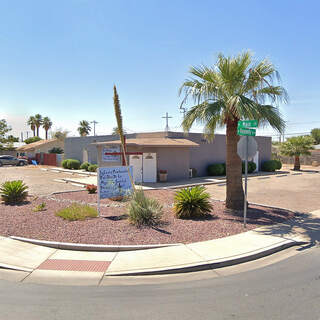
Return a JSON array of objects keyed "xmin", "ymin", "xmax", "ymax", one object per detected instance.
[
  {"xmin": 42, "ymin": 117, "xmax": 53, "ymax": 140},
  {"xmin": 180, "ymin": 51, "xmax": 288, "ymax": 210},
  {"xmin": 34, "ymin": 114, "xmax": 43, "ymax": 137},
  {"xmin": 112, "ymin": 126, "xmax": 127, "ymax": 136},
  {"xmin": 27, "ymin": 116, "xmax": 36, "ymax": 136},
  {"xmin": 279, "ymin": 136, "xmax": 314, "ymax": 170},
  {"xmin": 78, "ymin": 120, "xmax": 91, "ymax": 137}
]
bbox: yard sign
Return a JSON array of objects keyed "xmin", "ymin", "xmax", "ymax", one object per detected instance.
[{"xmin": 97, "ymin": 166, "xmax": 133, "ymax": 216}]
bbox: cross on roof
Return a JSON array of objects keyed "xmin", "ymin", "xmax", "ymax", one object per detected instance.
[{"xmin": 162, "ymin": 112, "xmax": 172, "ymax": 132}]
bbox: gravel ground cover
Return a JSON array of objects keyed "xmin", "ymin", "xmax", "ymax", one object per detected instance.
[{"xmin": 0, "ymin": 190, "xmax": 295, "ymax": 245}]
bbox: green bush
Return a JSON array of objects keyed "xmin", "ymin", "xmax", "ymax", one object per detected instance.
[
  {"xmin": 24, "ymin": 136, "xmax": 42, "ymax": 144},
  {"xmin": 33, "ymin": 202, "xmax": 46, "ymax": 212},
  {"xmin": 207, "ymin": 163, "xmax": 225, "ymax": 176},
  {"xmin": 173, "ymin": 186, "xmax": 213, "ymax": 219},
  {"xmin": 261, "ymin": 160, "xmax": 277, "ymax": 172},
  {"xmin": 67, "ymin": 159, "xmax": 81, "ymax": 170},
  {"xmin": 80, "ymin": 162, "xmax": 91, "ymax": 171},
  {"xmin": 48, "ymin": 147, "xmax": 64, "ymax": 154},
  {"xmin": 274, "ymin": 159, "xmax": 282, "ymax": 170},
  {"xmin": 56, "ymin": 203, "xmax": 98, "ymax": 221},
  {"xmin": 128, "ymin": 190, "xmax": 163, "ymax": 226},
  {"xmin": 61, "ymin": 159, "xmax": 69, "ymax": 169},
  {"xmin": 242, "ymin": 161, "xmax": 257, "ymax": 174},
  {"xmin": 88, "ymin": 164, "xmax": 98, "ymax": 172},
  {"xmin": 0, "ymin": 180, "xmax": 28, "ymax": 205}
]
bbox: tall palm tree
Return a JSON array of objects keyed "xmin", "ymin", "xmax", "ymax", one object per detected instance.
[
  {"xmin": 27, "ymin": 116, "xmax": 36, "ymax": 136},
  {"xmin": 180, "ymin": 51, "xmax": 288, "ymax": 210},
  {"xmin": 34, "ymin": 114, "xmax": 43, "ymax": 137},
  {"xmin": 42, "ymin": 117, "xmax": 53, "ymax": 140},
  {"xmin": 78, "ymin": 120, "xmax": 91, "ymax": 137}
]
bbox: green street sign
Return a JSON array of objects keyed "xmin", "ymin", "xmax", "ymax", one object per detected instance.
[
  {"xmin": 237, "ymin": 127, "xmax": 256, "ymax": 136},
  {"xmin": 238, "ymin": 120, "xmax": 258, "ymax": 128}
]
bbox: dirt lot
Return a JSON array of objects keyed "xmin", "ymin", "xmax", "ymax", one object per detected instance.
[
  {"xmin": 206, "ymin": 168, "xmax": 320, "ymax": 212},
  {"xmin": 0, "ymin": 166, "xmax": 84, "ymax": 195}
]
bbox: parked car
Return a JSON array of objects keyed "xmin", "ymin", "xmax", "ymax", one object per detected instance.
[{"xmin": 0, "ymin": 155, "xmax": 28, "ymax": 167}]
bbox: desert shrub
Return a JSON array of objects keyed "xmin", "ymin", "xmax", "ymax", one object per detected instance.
[
  {"xmin": 48, "ymin": 147, "xmax": 64, "ymax": 154},
  {"xmin": 207, "ymin": 163, "xmax": 225, "ymax": 176},
  {"xmin": 0, "ymin": 180, "xmax": 28, "ymax": 205},
  {"xmin": 56, "ymin": 203, "xmax": 98, "ymax": 221},
  {"xmin": 242, "ymin": 161, "xmax": 257, "ymax": 174},
  {"xmin": 128, "ymin": 190, "xmax": 163, "ymax": 226},
  {"xmin": 61, "ymin": 159, "xmax": 69, "ymax": 169},
  {"xmin": 24, "ymin": 136, "xmax": 42, "ymax": 144},
  {"xmin": 261, "ymin": 160, "xmax": 277, "ymax": 172},
  {"xmin": 80, "ymin": 162, "xmax": 91, "ymax": 171},
  {"xmin": 173, "ymin": 186, "xmax": 213, "ymax": 219},
  {"xmin": 66, "ymin": 159, "xmax": 81, "ymax": 170},
  {"xmin": 86, "ymin": 184, "xmax": 97, "ymax": 194},
  {"xmin": 274, "ymin": 159, "xmax": 282, "ymax": 170},
  {"xmin": 88, "ymin": 164, "xmax": 98, "ymax": 172},
  {"xmin": 33, "ymin": 202, "xmax": 46, "ymax": 212}
]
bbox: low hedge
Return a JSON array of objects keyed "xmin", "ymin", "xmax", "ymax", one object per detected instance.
[
  {"xmin": 274, "ymin": 159, "xmax": 282, "ymax": 170},
  {"xmin": 80, "ymin": 162, "xmax": 91, "ymax": 171},
  {"xmin": 88, "ymin": 164, "xmax": 98, "ymax": 172},
  {"xmin": 242, "ymin": 161, "xmax": 257, "ymax": 174},
  {"xmin": 61, "ymin": 159, "xmax": 81, "ymax": 170},
  {"xmin": 261, "ymin": 160, "xmax": 277, "ymax": 172},
  {"xmin": 207, "ymin": 163, "xmax": 225, "ymax": 176}
]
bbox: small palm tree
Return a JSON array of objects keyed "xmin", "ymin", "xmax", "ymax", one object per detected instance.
[
  {"xmin": 42, "ymin": 117, "xmax": 53, "ymax": 140},
  {"xmin": 279, "ymin": 136, "xmax": 314, "ymax": 170},
  {"xmin": 112, "ymin": 126, "xmax": 127, "ymax": 136},
  {"xmin": 27, "ymin": 116, "xmax": 36, "ymax": 136},
  {"xmin": 78, "ymin": 120, "xmax": 91, "ymax": 136},
  {"xmin": 180, "ymin": 51, "xmax": 288, "ymax": 210}
]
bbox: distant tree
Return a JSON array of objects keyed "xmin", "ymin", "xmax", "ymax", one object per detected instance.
[
  {"xmin": 279, "ymin": 136, "xmax": 314, "ymax": 170},
  {"xmin": 42, "ymin": 117, "xmax": 53, "ymax": 139},
  {"xmin": 78, "ymin": 120, "xmax": 91, "ymax": 137},
  {"xmin": 0, "ymin": 119, "xmax": 12, "ymax": 149},
  {"xmin": 27, "ymin": 116, "xmax": 36, "ymax": 136},
  {"xmin": 6, "ymin": 135, "xmax": 19, "ymax": 143},
  {"xmin": 48, "ymin": 147, "xmax": 64, "ymax": 154},
  {"xmin": 112, "ymin": 127, "xmax": 127, "ymax": 136},
  {"xmin": 311, "ymin": 128, "xmax": 320, "ymax": 144},
  {"xmin": 34, "ymin": 114, "xmax": 43, "ymax": 137},
  {"xmin": 24, "ymin": 136, "xmax": 42, "ymax": 144},
  {"xmin": 51, "ymin": 128, "xmax": 69, "ymax": 141}
]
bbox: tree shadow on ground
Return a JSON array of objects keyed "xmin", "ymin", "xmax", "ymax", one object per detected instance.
[
  {"xmin": 254, "ymin": 212, "xmax": 320, "ymax": 246},
  {"xmin": 103, "ymin": 214, "xmax": 128, "ymax": 221},
  {"xmin": 222, "ymin": 206, "xmax": 295, "ymax": 226}
]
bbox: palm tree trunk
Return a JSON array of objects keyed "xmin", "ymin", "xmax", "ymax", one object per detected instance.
[
  {"xmin": 225, "ymin": 119, "xmax": 244, "ymax": 210},
  {"xmin": 36, "ymin": 126, "xmax": 39, "ymax": 137},
  {"xmin": 294, "ymin": 155, "xmax": 300, "ymax": 171},
  {"xmin": 45, "ymin": 130, "xmax": 48, "ymax": 140}
]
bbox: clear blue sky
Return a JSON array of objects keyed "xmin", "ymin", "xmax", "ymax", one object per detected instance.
[{"xmin": 0, "ymin": 0, "xmax": 319, "ymax": 139}]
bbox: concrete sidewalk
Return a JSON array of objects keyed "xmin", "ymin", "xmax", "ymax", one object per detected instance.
[{"xmin": 1, "ymin": 209, "xmax": 319, "ymax": 285}]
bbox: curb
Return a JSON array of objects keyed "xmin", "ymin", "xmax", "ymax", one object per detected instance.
[
  {"xmin": 0, "ymin": 262, "xmax": 32, "ymax": 273},
  {"xmin": 105, "ymin": 239, "xmax": 304, "ymax": 276},
  {"xmin": 9, "ymin": 236, "xmax": 181, "ymax": 252}
]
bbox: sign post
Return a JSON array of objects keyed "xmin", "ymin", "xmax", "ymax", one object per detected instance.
[{"xmin": 237, "ymin": 120, "xmax": 258, "ymax": 228}]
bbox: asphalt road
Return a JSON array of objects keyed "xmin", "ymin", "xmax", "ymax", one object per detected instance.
[{"xmin": 0, "ymin": 246, "xmax": 319, "ymax": 320}]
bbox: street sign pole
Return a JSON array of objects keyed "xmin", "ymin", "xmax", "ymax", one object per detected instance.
[{"xmin": 244, "ymin": 136, "xmax": 248, "ymax": 228}]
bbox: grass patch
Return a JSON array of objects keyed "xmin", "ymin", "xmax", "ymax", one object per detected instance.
[
  {"xmin": 56, "ymin": 203, "xmax": 98, "ymax": 221},
  {"xmin": 33, "ymin": 202, "xmax": 46, "ymax": 212}
]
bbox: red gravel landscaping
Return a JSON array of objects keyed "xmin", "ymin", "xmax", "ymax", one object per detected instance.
[{"xmin": 0, "ymin": 189, "xmax": 295, "ymax": 245}]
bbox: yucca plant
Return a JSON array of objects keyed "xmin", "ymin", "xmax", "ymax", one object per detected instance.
[
  {"xmin": 173, "ymin": 186, "xmax": 213, "ymax": 219},
  {"xmin": 128, "ymin": 190, "xmax": 163, "ymax": 226},
  {"xmin": 0, "ymin": 180, "xmax": 28, "ymax": 205}
]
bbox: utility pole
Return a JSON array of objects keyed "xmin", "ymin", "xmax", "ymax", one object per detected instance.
[
  {"xmin": 162, "ymin": 112, "xmax": 172, "ymax": 134},
  {"xmin": 21, "ymin": 132, "xmax": 23, "ymax": 142},
  {"xmin": 91, "ymin": 120, "xmax": 98, "ymax": 136}
]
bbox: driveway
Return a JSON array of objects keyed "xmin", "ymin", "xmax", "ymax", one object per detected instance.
[
  {"xmin": 206, "ymin": 170, "xmax": 320, "ymax": 212},
  {"xmin": 0, "ymin": 166, "xmax": 84, "ymax": 196}
]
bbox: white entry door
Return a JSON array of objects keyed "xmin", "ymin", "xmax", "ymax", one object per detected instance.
[
  {"xmin": 143, "ymin": 153, "xmax": 157, "ymax": 183},
  {"xmin": 129, "ymin": 155, "xmax": 143, "ymax": 183}
]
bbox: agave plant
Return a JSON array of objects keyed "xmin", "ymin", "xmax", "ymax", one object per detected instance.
[
  {"xmin": 128, "ymin": 190, "xmax": 163, "ymax": 226},
  {"xmin": 0, "ymin": 180, "xmax": 28, "ymax": 205},
  {"xmin": 173, "ymin": 186, "xmax": 213, "ymax": 219}
]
